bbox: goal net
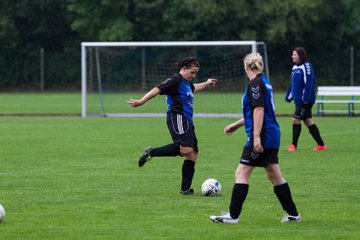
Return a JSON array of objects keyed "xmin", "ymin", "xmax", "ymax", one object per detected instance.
[{"xmin": 81, "ymin": 41, "xmax": 269, "ymax": 117}]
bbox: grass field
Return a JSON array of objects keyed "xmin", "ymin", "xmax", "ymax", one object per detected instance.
[
  {"xmin": 1, "ymin": 92, "xmax": 359, "ymax": 116},
  {"xmin": 0, "ymin": 93, "xmax": 359, "ymax": 239}
]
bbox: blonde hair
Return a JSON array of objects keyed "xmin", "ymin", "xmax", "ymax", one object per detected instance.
[{"xmin": 243, "ymin": 53, "xmax": 264, "ymax": 72}]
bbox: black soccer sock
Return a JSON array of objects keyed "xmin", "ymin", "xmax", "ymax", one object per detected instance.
[
  {"xmin": 181, "ymin": 160, "xmax": 195, "ymax": 191},
  {"xmin": 229, "ymin": 183, "xmax": 249, "ymax": 219},
  {"xmin": 308, "ymin": 124, "xmax": 325, "ymax": 146},
  {"xmin": 292, "ymin": 124, "xmax": 301, "ymax": 147},
  {"xmin": 274, "ymin": 182, "xmax": 299, "ymax": 216},
  {"xmin": 149, "ymin": 143, "xmax": 180, "ymax": 157}
]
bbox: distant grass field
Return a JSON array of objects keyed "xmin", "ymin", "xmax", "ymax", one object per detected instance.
[
  {"xmin": 0, "ymin": 115, "xmax": 359, "ymax": 239},
  {"xmin": 1, "ymin": 92, "xmax": 359, "ymax": 116}
]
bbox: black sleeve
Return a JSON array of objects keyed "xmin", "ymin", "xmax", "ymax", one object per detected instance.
[
  {"xmin": 190, "ymin": 82, "xmax": 195, "ymax": 92},
  {"xmin": 248, "ymin": 77, "xmax": 265, "ymax": 108},
  {"xmin": 157, "ymin": 75, "xmax": 181, "ymax": 95}
]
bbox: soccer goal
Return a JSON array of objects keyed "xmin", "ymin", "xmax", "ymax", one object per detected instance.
[{"xmin": 81, "ymin": 41, "xmax": 269, "ymax": 118}]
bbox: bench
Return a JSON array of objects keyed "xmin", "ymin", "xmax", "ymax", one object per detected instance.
[{"xmin": 316, "ymin": 86, "xmax": 360, "ymax": 116}]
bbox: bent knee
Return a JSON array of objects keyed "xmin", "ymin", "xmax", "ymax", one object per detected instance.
[
  {"xmin": 180, "ymin": 146, "xmax": 197, "ymax": 160},
  {"xmin": 180, "ymin": 146, "xmax": 194, "ymax": 155}
]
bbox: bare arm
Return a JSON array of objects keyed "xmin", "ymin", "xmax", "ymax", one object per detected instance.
[
  {"xmin": 127, "ymin": 87, "xmax": 161, "ymax": 107},
  {"xmin": 194, "ymin": 78, "xmax": 217, "ymax": 93},
  {"xmin": 253, "ymin": 107, "xmax": 264, "ymax": 153},
  {"xmin": 224, "ymin": 118, "xmax": 244, "ymax": 135}
]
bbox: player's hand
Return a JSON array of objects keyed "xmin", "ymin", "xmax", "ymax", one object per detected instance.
[
  {"xmin": 207, "ymin": 78, "xmax": 217, "ymax": 87},
  {"xmin": 224, "ymin": 123, "xmax": 238, "ymax": 135},
  {"xmin": 127, "ymin": 99, "xmax": 143, "ymax": 107},
  {"xmin": 253, "ymin": 136, "xmax": 264, "ymax": 153}
]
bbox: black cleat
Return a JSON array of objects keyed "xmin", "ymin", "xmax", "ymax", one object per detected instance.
[
  {"xmin": 180, "ymin": 188, "xmax": 194, "ymax": 195},
  {"xmin": 138, "ymin": 147, "xmax": 153, "ymax": 167}
]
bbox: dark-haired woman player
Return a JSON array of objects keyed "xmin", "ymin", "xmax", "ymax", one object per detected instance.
[
  {"xmin": 285, "ymin": 47, "xmax": 326, "ymax": 151},
  {"xmin": 127, "ymin": 57, "xmax": 217, "ymax": 195}
]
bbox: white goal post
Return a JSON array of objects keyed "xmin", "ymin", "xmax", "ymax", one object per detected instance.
[{"xmin": 81, "ymin": 41, "xmax": 269, "ymax": 118}]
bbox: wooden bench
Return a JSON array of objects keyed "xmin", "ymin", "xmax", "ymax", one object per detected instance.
[{"xmin": 316, "ymin": 86, "xmax": 360, "ymax": 116}]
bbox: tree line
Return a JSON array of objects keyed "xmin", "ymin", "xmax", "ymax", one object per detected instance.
[{"xmin": 0, "ymin": 0, "xmax": 359, "ymax": 91}]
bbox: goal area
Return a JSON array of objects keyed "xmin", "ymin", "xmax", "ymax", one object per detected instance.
[{"xmin": 81, "ymin": 41, "xmax": 269, "ymax": 118}]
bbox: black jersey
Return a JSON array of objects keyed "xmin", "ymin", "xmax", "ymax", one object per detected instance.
[{"xmin": 157, "ymin": 73, "xmax": 195, "ymax": 124}]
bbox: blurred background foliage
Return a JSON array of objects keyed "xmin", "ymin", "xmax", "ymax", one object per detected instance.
[{"xmin": 0, "ymin": 0, "xmax": 359, "ymax": 91}]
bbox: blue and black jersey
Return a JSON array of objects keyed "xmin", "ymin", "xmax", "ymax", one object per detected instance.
[
  {"xmin": 157, "ymin": 73, "xmax": 195, "ymax": 124},
  {"xmin": 242, "ymin": 73, "xmax": 280, "ymax": 149},
  {"xmin": 285, "ymin": 61, "xmax": 316, "ymax": 105}
]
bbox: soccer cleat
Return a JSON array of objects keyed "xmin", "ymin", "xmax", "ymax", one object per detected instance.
[
  {"xmin": 313, "ymin": 144, "xmax": 327, "ymax": 151},
  {"xmin": 288, "ymin": 144, "xmax": 296, "ymax": 151},
  {"xmin": 179, "ymin": 188, "xmax": 194, "ymax": 195},
  {"xmin": 138, "ymin": 147, "xmax": 153, "ymax": 167},
  {"xmin": 210, "ymin": 212, "xmax": 239, "ymax": 224},
  {"xmin": 281, "ymin": 214, "xmax": 302, "ymax": 223}
]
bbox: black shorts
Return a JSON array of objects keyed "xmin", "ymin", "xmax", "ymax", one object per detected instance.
[
  {"xmin": 240, "ymin": 146, "xmax": 279, "ymax": 167},
  {"xmin": 167, "ymin": 112, "xmax": 198, "ymax": 153},
  {"xmin": 294, "ymin": 103, "xmax": 313, "ymax": 120}
]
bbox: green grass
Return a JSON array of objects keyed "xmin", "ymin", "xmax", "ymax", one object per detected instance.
[
  {"xmin": 0, "ymin": 92, "xmax": 302, "ymax": 115},
  {"xmin": 0, "ymin": 116, "xmax": 359, "ymax": 239},
  {"xmin": 1, "ymin": 92, "xmax": 359, "ymax": 116},
  {"xmin": 0, "ymin": 93, "xmax": 81, "ymax": 114}
]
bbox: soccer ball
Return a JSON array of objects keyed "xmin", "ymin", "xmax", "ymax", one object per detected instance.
[
  {"xmin": 0, "ymin": 203, "xmax": 5, "ymax": 223},
  {"xmin": 201, "ymin": 178, "xmax": 221, "ymax": 196}
]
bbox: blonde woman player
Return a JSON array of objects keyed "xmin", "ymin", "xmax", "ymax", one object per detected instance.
[{"xmin": 210, "ymin": 53, "xmax": 301, "ymax": 224}]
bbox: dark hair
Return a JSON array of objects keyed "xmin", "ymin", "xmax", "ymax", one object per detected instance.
[
  {"xmin": 176, "ymin": 57, "xmax": 200, "ymax": 69},
  {"xmin": 294, "ymin": 47, "xmax": 308, "ymax": 62}
]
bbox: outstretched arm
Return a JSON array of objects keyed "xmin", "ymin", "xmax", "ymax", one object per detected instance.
[
  {"xmin": 194, "ymin": 78, "xmax": 217, "ymax": 93},
  {"xmin": 127, "ymin": 87, "xmax": 161, "ymax": 107},
  {"xmin": 224, "ymin": 118, "xmax": 244, "ymax": 135}
]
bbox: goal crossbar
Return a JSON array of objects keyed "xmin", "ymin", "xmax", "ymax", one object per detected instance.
[{"xmin": 82, "ymin": 41, "xmax": 257, "ymax": 48}]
